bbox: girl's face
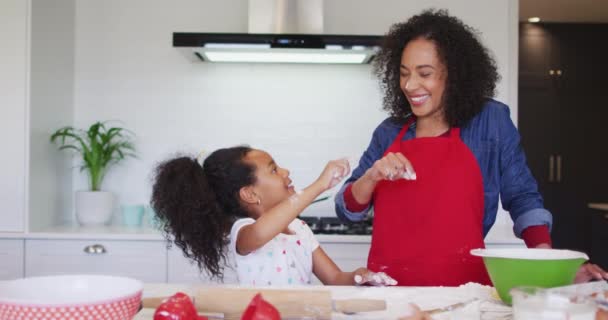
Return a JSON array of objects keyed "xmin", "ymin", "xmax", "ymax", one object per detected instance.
[
  {"xmin": 399, "ymin": 37, "xmax": 447, "ymax": 122},
  {"xmin": 244, "ymin": 150, "xmax": 295, "ymax": 210}
]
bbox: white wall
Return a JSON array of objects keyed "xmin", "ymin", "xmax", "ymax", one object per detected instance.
[{"xmin": 62, "ymin": 0, "xmax": 518, "ymax": 233}]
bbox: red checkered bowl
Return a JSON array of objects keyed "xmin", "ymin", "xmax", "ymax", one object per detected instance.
[{"xmin": 0, "ymin": 274, "xmax": 143, "ymax": 320}]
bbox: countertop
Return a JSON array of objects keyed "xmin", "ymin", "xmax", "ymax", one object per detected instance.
[
  {"xmin": 134, "ymin": 282, "xmax": 512, "ymax": 320},
  {"xmin": 0, "ymin": 227, "xmax": 372, "ymax": 243},
  {"xmin": 0, "ymin": 226, "xmax": 525, "ymax": 245}
]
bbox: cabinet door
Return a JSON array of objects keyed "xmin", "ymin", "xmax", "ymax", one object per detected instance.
[
  {"xmin": 167, "ymin": 246, "xmax": 238, "ymax": 284},
  {"xmin": 25, "ymin": 239, "xmax": 167, "ymax": 283},
  {"xmin": 0, "ymin": 239, "xmax": 24, "ymax": 280},
  {"xmin": 519, "ymin": 23, "xmax": 563, "ymax": 210},
  {"xmin": 519, "ymin": 23, "xmax": 608, "ymax": 266},
  {"xmin": 554, "ymin": 24, "xmax": 608, "ymax": 263},
  {"xmin": 0, "ymin": 0, "xmax": 28, "ymax": 232}
]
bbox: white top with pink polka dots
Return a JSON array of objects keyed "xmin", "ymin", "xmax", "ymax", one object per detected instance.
[{"xmin": 229, "ymin": 217, "xmax": 320, "ymax": 286}]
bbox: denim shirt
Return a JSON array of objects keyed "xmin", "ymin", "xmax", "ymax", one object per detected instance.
[{"xmin": 335, "ymin": 99, "xmax": 553, "ymax": 238}]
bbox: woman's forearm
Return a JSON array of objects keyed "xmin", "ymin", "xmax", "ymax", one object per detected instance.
[{"xmin": 351, "ymin": 173, "xmax": 378, "ymax": 205}]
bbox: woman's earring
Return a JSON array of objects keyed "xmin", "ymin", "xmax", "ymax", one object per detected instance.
[{"xmin": 257, "ymin": 199, "xmax": 261, "ymax": 205}]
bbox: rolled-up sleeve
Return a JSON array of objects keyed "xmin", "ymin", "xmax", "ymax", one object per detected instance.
[
  {"xmin": 497, "ymin": 107, "xmax": 553, "ymax": 237},
  {"xmin": 335, "ymin": 182, "xmax": 370, "ymax": 222}
]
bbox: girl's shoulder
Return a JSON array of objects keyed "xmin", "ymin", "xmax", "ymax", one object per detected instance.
[
  {"xmin": 290, "ymin": 218, "xmax": 315, "ymax": 236},
  {"xmin": 229, "ymin": 217, "xmax": 256, "ymax": 239},
  {"xmin": 232, "ymin": 217, "xmax": 256, "ymax": 229}
]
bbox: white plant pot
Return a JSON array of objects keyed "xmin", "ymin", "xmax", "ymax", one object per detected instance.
[{"xmin": 75, "ymin": 191, "xmax": 114, "ymax": 226}]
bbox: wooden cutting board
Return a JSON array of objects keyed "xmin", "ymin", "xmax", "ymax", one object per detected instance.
[{"xmin": 142, "ymin": 287, "xmax": 386, "ymax": 319}]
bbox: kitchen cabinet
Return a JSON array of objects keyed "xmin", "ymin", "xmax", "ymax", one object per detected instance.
[
  {"xmin": 1, "ymin": 235, "xmax": 524, "ymax": 283},
  {"xmin": 310, "ymin": 241, "xmax": 522, "ymax": 284},
  {"xmin": 25, "ymin": 239, "xmax": 167, "ymax": 283},
  {"xmin": 519, "ymin": 23, "xmax": 608, "ymax": 268},
  {"xmin": 168, "ymin": 240, "xmax": 372, "ymax": 285},
  {"xmin": 0, "ymin": 239, "xmax": 24, "ymax": 280},
  {"xmin": 0, "ymin": 0, "xmax": 28, "ymax": 232}
]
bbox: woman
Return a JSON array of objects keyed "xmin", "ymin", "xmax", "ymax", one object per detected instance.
[{"xmin": 335, "ymin": 9, "xmax": 607, "ymax": 285}]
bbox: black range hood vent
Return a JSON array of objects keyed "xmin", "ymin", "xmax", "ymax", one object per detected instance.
[{"xmin": 172, "ymin": 32, "xmax": 382, "ymax": 64}]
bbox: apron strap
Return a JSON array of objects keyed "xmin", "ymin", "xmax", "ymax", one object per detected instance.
[{"xmin": 394, "ymin": 117, "xmax": 414, "ymax": 143}]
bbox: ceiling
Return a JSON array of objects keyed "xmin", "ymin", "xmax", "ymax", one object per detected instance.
[{"xmin": 520, "ymin": 0, "xmax": 608, "ymax": 23}]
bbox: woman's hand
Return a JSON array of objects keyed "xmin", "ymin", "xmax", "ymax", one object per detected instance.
[
  {"xmin": 364, "ymin": 152, "xmax": 416, "ymax": 182},
  {"xmin": 353, "ymin": 268, "xmax": 398, "ymax": 286},
  {"xmin": 574, "ymin": 263, "xmax": 608, "ymax": 283},
  {"xmin": 316, "ymin": 158, "xmax": 351, "ymax": 190}
]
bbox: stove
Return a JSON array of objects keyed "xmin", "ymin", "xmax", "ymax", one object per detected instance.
[{"xmin": 300, "ymin": 216, "xmax": 372, "ymax": 235}]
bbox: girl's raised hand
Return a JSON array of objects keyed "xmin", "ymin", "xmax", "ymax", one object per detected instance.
[
  {"xmin": 353, "ymin": 269, "xmax": 398, "ymax": 286},
  {"xmin": 316, "ymin": 158, "xmax": 351, "ymax": 190}
]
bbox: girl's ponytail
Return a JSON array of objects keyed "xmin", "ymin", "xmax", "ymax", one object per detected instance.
[{"xmin": 151, "ymin": 146, "xmax": 254, "ymax": 279}]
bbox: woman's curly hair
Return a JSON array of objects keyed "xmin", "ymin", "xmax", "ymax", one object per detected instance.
[
  {"xmin": 151, "ymin": 146, "xmax": 255, "ymax": 280},
  {"xmin": 373, "ymin": 9, "xmax": 500, "ymax": 127}
]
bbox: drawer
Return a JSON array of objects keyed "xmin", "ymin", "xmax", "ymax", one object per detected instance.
[
  {"xmin": 167, "ymin": 246, "xmax": 238, "ymax": 284},
  {"xmin": 0, "ymin": 239, "xmax": 24, "ymax": 280},
  {"xmin": 25, "ymin": 239, "xmax": 167, "ymax": 283}
]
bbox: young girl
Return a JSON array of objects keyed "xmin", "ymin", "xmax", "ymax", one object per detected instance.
[{"xmin": 151, "ymin": 146, "xmax": 396, "ymax": 286}]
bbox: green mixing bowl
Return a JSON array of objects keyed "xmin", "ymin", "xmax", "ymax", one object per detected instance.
[{"xmin": 470, "ymin": 248, "xmax": 588, "ymax": 305}]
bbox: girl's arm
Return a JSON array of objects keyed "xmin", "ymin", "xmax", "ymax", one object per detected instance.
[
  {"xmin": 237, "ymin": 160, "xmax": 349, "ymax": 255},
  {"xmin": 312, "ymin": 247, "xmax": 363, "ymax": 285},
  {"xmin": 312, "ymin": 247, "xmax": 397, "ymax": 286}
]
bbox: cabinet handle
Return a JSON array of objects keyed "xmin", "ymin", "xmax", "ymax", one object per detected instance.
[
  {"xmin": 83, "ymin": 244, "xmax": 107, "ymax": 254},
  {"xmin": 549, "ymin": 155, "xmax": 555, "ymax": 182},
  {"xmin": 556, "ymin": 155, "xmax": 562, "ymax": 182}
]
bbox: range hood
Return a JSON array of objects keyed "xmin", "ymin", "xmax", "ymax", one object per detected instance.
[{"xmin": 173, "ymin": 0, "xmax": 381, "ymax": 64}]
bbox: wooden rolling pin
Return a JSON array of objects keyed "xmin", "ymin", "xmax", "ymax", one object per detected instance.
[{"xmin": 142, "ymin": 287, "xmax": 386, "ymax": 319}]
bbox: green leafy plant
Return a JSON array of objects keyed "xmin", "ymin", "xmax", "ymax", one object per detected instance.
[{"xmin": 50, "ymin": 121, "xmax": 136, "ymax": 191}]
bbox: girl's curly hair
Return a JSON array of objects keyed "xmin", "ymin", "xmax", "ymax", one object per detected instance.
[
  {"xmin": 373, "ymin": 9, "xmax": 500, "ymax": 127},
  {"xmin": 151, "ymin": 146, "xmax": 255, "ymax": 280}
]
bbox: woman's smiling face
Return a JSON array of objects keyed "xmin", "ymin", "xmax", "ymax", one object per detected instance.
[{"xmin": 399, "ymin": 37, "xmax": 447, "ymax": 121}]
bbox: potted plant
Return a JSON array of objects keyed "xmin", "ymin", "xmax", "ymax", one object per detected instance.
[{"xmin": 51, "ymin": 121, "xmax": 136, "ymax": 226}]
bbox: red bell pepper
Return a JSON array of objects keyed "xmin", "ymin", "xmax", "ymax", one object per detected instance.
[
  {"xmin": 240, "ymin": 293, "xmax": 281, "ymax": 320},
  {"xmin": 153, "ymin": 292, "xmax": 208, "ymax": 320}
]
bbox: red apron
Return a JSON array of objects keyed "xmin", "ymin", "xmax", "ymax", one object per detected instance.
[{"xmin": 368, "ymin": 120, "xmax": 491, "ymax": 286}]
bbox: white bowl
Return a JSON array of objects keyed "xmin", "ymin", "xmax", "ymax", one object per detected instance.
[{"xmin": 0, "ymin": 274, "xmax": 143, "ymax": 320}]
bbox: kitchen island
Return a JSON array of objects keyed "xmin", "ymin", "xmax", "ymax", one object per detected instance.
[{"xmin": 134, "ymin": 282, "xmax": 511, "ymax": 320}]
